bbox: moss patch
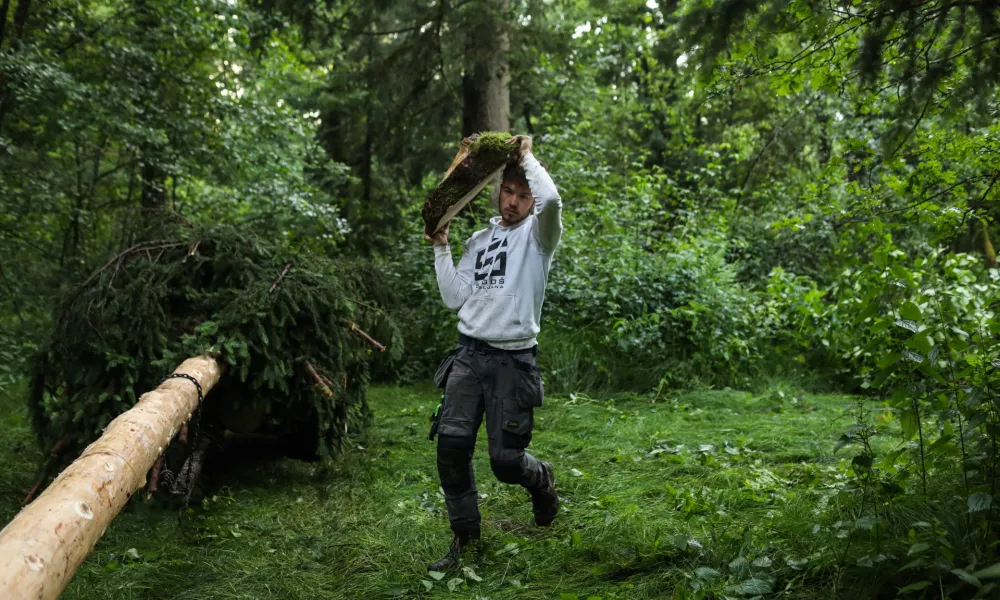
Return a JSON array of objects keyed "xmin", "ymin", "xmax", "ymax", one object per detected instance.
[{"xmin": 422, "ymin": 132, "xmax": 517, "ymax": 234}]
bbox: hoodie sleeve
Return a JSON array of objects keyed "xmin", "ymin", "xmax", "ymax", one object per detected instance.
[
  {"xmin": 523, "ymin": 152, "xmax": 563, "ymax": 254},
  {"xmin": 433, "ymin": 241, "xmax": 475, "ymax": 311}
]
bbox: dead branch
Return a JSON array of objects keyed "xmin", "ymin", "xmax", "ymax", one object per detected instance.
[
  {"xmin": 269, "ymin": 263, "xmax": 292, "ymax": 294},
  {"xmin": 342, "ymin": 320, "xmax": 386, "ymax": 352},
  {"xmin": 182, "ymin": 440, "xmax": 209, "ymax": 511},
  {"xmin": 22, "ymin": 437, "xmax": 70, "ymax": 505},
  {"xmin": 146, "ymin": 453, "xmax": 165, "ymax": 501},
  {"xmin": 305, "ymin": 360, "xmax": 334, "ymax": 398},
  {"xmin": 75, "ymin": 240, "xmax": 184, "ymax": 291}
]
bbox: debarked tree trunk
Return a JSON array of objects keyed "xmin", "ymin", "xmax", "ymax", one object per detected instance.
[{"xmin": 0, "ymin": 356, "xmax": 222, "ymax": 600}]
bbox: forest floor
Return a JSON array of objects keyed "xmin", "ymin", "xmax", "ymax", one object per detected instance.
[{"xmin": 1, "ymin": 382, "xmax": 915, "ymax": 599}]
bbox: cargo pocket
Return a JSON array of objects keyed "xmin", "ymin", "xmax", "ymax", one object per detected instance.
[
  {"xmin": 512, "ymin": 354, "xmax": 544, "ymax": 408},
  {"xmin": 500, "ymin": 397, "xmax": 533, "ymax": 449},
  {"xmin": 433, "ymin": 349, "xmax": 459, "ymax": 389}
]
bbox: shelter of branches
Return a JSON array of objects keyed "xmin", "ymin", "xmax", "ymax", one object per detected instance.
[{"xmin": 27, "ymin": 225, "xmax": 400, "ymax": 504}]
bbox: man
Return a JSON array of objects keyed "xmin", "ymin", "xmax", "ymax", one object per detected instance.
[{"xmin": 424, "ymin": 134, "xmax": 562, "ymax": 571}]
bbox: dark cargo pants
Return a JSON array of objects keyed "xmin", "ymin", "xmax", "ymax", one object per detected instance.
[{"xmin": 434, "ymin": 336, "xmax": 546, "ymax": 538}]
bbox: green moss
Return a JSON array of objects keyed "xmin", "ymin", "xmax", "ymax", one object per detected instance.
[
  {"xmin": 422, "ymin": 132, "xmax": 516, "ymax": 233},
  {"xmin": 470, "ymin": 131, "xmax": 513, "ymax": 156}
]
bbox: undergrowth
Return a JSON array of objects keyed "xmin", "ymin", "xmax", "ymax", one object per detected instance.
[{"xmin": 0, "ymin": 381, "xmax": 985, "ymax": 598}]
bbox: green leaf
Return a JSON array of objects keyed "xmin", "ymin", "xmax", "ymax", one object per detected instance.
[
  {"xmin": 851, "ymin": 455, "xmax": 873, "ymax": 469},
  {"xmin": 877, "ymin": 352, "xmax": 901, "ymax": 369},
  {"xmin": 461, "ymin": 566, "xmax": 483, "ymax": 582},
  {"xmin": 874, "ymin": 248, "xmax": 888, "ymax": 268},
  {"xmin": 870, "ymin": 319, "xmax": 892, "ymax": 334},
  {"xmin": 952, "ymin": 568, "xmax": 982, "ymax": 588},
  {"xmin": 898, "ymin": 581, "xmax": 931, "ymax": 593},
  {"xmin": 447, "ymin": 578, "xmax": 465, "ymax": 592},
  {"xmin": 381, "ymin": 588, "xmax": 406, "ymax": 597},
  {"xmin": 428, "ymin": 571, "xmax": 447, "ymax": 581},
  {"xmin": 968, "ymin": 492, "xmax": 993, "ymax": 513},
  {"xmin": 695, "ymin": 567, "xmax": 722, "ymax": 580},
  {"xmin": 900, "ymin": 301, "xmax": 922, "ymax": 321},
  {"xmin": 973, "ymin": 562, "xmax": 1000, "ymax": 579},
  {"xmin": 729, "ymin": 556, "xmax": 749, "ymax": 573},
  {"xmin": 908, "ymin": 542, "xmax": 930, "ymax": 555},
  {"xmin": 421, "ymin": 580, "xmax": 434, "ymax": 592},
  {"xmin": 890, "ymin": 264, "xmax": 911, "ymax": 283},
  {"xmin": 906, "ymin": 331, "xmax": 934, "ymax": 355},
  {"xmin": 901, "ymin": 410, "xmax": 920, "ymax": 439},
  {"xmin": 740, "ymin": 578, "xmax": 773, "ymax": 595}
]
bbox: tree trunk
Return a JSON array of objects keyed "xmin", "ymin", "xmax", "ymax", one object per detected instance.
[
  {"xmin": 460, "ymin": 0, "xmax": 510, "ymax": 213},
  {"xmin": 0, "ymin": 0, "xmax": 29, "ymax": 131},
  {"xmin": 0, "ymin": 0, "xmax": 13, "ymax": 48},
  {"xmin": 140, "ymin": 159, "xmax": 167, "ymax": 225},
  {"xmin": 10, "ymin": 0, "xmax": 30, "ymax": 46},
  {"xmin": 461, "ymin": 0, "xmax": 510, "ymax": 137},
  {"xmin": 0, "ymin": 356, "xmax": 222, "ymax": 600},
  {"xmin": 975, "ymin": 218, "xmax": 997, "ymax": 267}
]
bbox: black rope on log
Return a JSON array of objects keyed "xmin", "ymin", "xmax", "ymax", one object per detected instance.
[{"xmin": 160, "ymin": 373, "xmax": 205, "ymax": 453}]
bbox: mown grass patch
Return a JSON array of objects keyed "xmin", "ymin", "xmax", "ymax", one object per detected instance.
[{"xmin": 0, "ymin": 382, "xmax": 953, "ymax": 599}]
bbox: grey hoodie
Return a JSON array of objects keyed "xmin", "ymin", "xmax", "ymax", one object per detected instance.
[{"xmin": 433, "ymin": 152, "xmax": 562, "ymax": 349}]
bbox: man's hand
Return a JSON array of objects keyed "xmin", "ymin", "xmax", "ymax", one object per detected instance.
[
  {"xmin": 425, "ymin": 221, "xmax": 450, "ymax": 246},
  {"xmin": 508, "ymin": 134, "xmax": 532, "ymax": 157}
]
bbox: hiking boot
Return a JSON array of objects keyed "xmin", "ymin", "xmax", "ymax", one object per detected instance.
[
  {"xmin": 427, "ymin": 532, "xmax": 478, "ymax": 572},
  {"xmin": 530, "ymin": 461, "xmax": 559, "ymax": 526}
]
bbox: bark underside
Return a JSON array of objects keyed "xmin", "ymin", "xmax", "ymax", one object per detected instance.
[{"xmin": 422, "ymin": 136, "xmax": 514, "ymax": 234}]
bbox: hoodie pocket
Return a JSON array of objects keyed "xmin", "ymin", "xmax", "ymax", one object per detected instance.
[{"xmin": 460, "ymin": 294, "xmax": 521, "ymax": 340}]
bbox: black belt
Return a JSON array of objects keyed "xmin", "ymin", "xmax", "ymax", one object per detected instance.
[{"xmin": 458, "ymin": 334, "xmax": 537, "ymax": 356}]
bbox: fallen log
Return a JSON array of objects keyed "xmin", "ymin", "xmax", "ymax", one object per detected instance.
[{"xmin": 0, "ymin": 356, "xmax": 222, "ymax": 600}]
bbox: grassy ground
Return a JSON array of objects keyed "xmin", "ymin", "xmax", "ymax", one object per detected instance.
[{"xmin": 0, "ymin": 382, "xmax": 914, "ymax": 599}]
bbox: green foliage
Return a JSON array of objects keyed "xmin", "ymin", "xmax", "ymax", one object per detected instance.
[
  {"xmin": 29, "ymin": 225, "xmax": 401, "ymax": 459},
  {"xmin": 0, "ymin": 384, "xmax": 977, "ymax": 599},
  {"xmin": 1, "ymin": 0, "xmax": 1000, "ymax": 592}
]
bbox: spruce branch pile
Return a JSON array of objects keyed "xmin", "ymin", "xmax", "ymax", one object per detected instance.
[
  {"xmin": 28, "ymin": 225, "xmax": 402, "ymax": 473},
  {"xmin": 422, "ymin": 131, "xmax": 516, "ymax": 234}
]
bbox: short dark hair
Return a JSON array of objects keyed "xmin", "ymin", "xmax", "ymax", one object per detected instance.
[{"xmin": 502, "ymin": 161, "xmax": 528, "ymax": 187}]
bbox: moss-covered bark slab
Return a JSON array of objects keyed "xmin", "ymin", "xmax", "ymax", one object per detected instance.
[{"xmin": 422, "ymin": 132, "xmax": 515, "ymax": 234}]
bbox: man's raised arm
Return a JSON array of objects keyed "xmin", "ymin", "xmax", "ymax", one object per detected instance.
[
  {"xmin": 428, "ymin": 224, "xmax": 474, "ymax": 310},
  {"xmin": 521, "ymin": 148, "xmax": 562, "ymax": 254}
]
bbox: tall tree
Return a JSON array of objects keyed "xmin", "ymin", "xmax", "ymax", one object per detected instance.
[{"xmin": 462, "ymin": 0, "xmax": 510, "ymax": 135}]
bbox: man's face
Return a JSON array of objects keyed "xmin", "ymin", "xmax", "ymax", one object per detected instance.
[{"xmin": 499, "ymin": 178, "xmax": 535, "ymax": 226}]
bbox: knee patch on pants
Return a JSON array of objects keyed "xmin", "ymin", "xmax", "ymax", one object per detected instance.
[
  {"xmin": 437, "ymin": 436, "xmax": 475, "ymax": 497},
  {"xmin": 438, "ymin": 434, "xmax": 475, "ymax": 451},
  {"xmin": 490, "ymin": 457, "xmax": 523, "ymax": 485}
]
